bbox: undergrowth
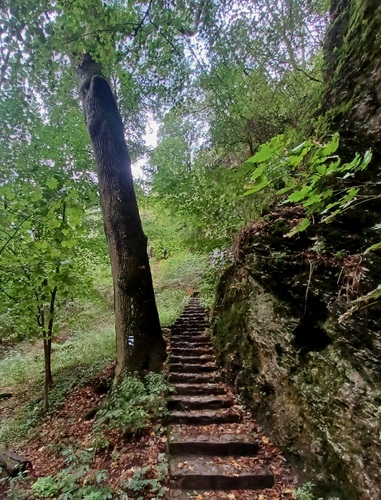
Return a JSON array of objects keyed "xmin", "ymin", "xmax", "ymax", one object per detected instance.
[
  {"xmin": 94, "ymin": 372, "xmax": 171, "ymax": 440},
  {"xmin": 0, "ymin": 322, "xmax": 115, "ymax": 445}
]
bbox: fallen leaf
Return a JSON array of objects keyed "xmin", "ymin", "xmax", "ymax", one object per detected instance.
[
  {"xmin": 283, "ymin": 488, "xmax": 293, "ymax": 494},
  {"xmin": 262, "ymin": 436, "xmax": 270, "ymax": 444}
]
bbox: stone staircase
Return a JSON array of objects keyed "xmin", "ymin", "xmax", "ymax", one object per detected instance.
[{"xmin": 167, "ymin": 296, "xmax": 281, "ymax": 499}]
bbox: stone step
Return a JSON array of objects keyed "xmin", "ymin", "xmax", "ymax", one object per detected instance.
[
  {"xmin": 170, "ymin": 355, "xmax": 215, "ymax": 364},
  {"xmin": 169, "ymin": 363, "xmax": 217, "ymax": 374},
  {"xmin": 173, "ymin": 323, "xmax": 207, "ymax": 326},
  {"xmin": 169, "ymin": 456, "xmax": 274, "ymax": 490},
  {"xmin": 168, "ymin": 395, "xmax": 234, "ymax": 411},
  {"xmin": 171, "ymin": 383, "xmax": 226, "ymax": 396},
  {"xmin": 169, "ymin": 372, "xmax": 221, "ymax": 384},
  {"xmin": 170, "ymin": 335, "xmax": 211, "ymax": 343},
  {"xmin": 170, "ymin": 337, "xmax": 211, "ymax": 345},
  {"xmin": 169, "ymin": 409, "xmax": 241, "ymax": 425},
  {"xmin": 179, "ymin": 314, "xmax": 206, "ymax": 318},
  {"xmin": 175, "ymin": 315, "xmax": 208, "ymax": 320},
  {"xmin": 169, "ymin": 491, "xmax": 268, "ymax": 500},
  {"xmin": 170, "ymin": 348, "xmax": 214, "ymax": 356},
  {"xmin": 168, "ymin": 423, "xmax": 260, "ymax": 457},
  {"xmin": 171, "ymin": 326, "xmax": 209, "ymax": 331}
]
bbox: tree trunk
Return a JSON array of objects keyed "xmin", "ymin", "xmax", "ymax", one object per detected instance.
[
  {"xmin": 43, "ymin": 336, "xmax": 52, "ymax": 413},
  {"xmin": 77, "ymin": 54, "xmax": 166, "ymax": 377}
]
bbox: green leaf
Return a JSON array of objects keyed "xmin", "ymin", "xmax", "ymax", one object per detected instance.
[
  {"xmin": 318, "ymin": 133, "xmax": 339, "ymax": 157},
  {"xmin": 247, "ymin": 144, "xmax": 273, "ymax": 164},
  {"xmin": 277, "ymin": 178, "xmax": 297, "ymax": 195},
  {"xmin": 361, "ymin": 149, "xmax": 373, "ymax": 169},
  {"xmin": 31, "ymin": 187, "xmax": 43, "ymax": 202},
  {"xmin": 46, "ymin": 177, "xmax": 58, "ymax": 190},
  {"xmin": 250, "ymin": 163, "xmax": 266, "ymax": 180},
  {"xmin": 284, "ymin": 218, "xmax": 310, "ymax": 237},
  {"xmin": 303, "ymin": 193, "xmax": 322, "ymax": 207},
  {"xmin": 243, "ymin": 175, "xmax": 269, "ymax": 195},
  {"xmin": 364, "ymin": 242, "xmax": 381, "ymax": 254},
  {"xmin": 287, "ymin": 186, "xmax": 311, "ymax": 203},
  {"xmin": 291, "ymin": 140, "xmax": 312, "ymax": 153}
]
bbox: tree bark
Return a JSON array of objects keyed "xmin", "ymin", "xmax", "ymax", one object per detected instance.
[{"xmin": 77, "ymin": 54, "xmax": 166, "ymax": 377}]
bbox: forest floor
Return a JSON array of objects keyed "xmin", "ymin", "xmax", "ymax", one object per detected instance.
[{"xmin": 1, "ymin": 358, "xmax": 299, "ymax": 500}]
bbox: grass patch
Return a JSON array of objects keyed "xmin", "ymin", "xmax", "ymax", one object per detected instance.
[{"xmin": 0, "ymin": 322, "xmax": 115, "ymax": 446}]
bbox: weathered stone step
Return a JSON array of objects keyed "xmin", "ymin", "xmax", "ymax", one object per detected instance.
[
  {"xmin": 170, "ymin": 335, "xmax": 210, "ymax": 343},
  {"xmin": 168, "ymin": 395, "xmax": 234, "ymax": 411},
  {"xmin": 178, "ymin": 314, "xmax": 205, "ymax": 318},
  {"xmin": 169, "ymin": 372, "xmax": 221, "ymax": 384},
  {"xmin": 169, "ymin": 456, "xmax": 274, "ymax": 490},
  {"xmin": 169, "ymin": 409, "xmax": 241, "ymax": 425},
  {"xmin": 173, "ymin": 324, "xmax": 209, "ymax": 330},
  {"xmin": 169, "ymin": 491, "xmax": 267, "ymax": 500},
  {"xmin": 172, "ymin": 325, "xmax": 207, "ymax": 329},
  {"xmin": 171, "ymin": 383, "xmax": 226, "ymax": 395},
  {"xmin": 171, "ymin": 347, "xmax": 214, "ymax": 356},
  {"xmin": 170, "ymin": 355, "xmax": 215, "ymax": 364},
  {"xmin": 169, "ymin": 363, "xmax": 217, "ymax": 374},
  {"xmin": 178, "ymin": 312, "xmax": 207, "ymax": 317},
  {"xmin": 170, "ymin": 337, "xmax": 211, "ymax": 344},
  {"xmin": 168, "ymin": 426, "xmax": 259, "ymax": 456}
]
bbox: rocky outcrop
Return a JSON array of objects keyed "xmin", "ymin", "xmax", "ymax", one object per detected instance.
[
  {"xmin": 212, "ymin": 206, "xmax": 381, "ymax": 499},
  {"xmin": 212, "ymin": 2, "xmax": 381, "ymax": 496},
  {"xmin": 322, "ymin": 0, "xmax": 381, "ymax": 160}
]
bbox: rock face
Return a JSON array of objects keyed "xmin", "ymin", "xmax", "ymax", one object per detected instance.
[
  {"xmin": 322, "ymin": 0, "xmax": 381, "ymax": 160},
  {"xmin": 212, "ymin": 206, "xmax": 381, "ymax": 499},
  {"xmin": 212, "ymin": 2, "xmax": 381, "ymax": 496}
]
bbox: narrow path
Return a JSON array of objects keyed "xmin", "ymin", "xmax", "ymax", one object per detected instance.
[{"xmin": 167, "ymin": 296, "xmax": 295, "ymax": 499}]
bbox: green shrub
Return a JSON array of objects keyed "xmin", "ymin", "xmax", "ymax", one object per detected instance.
[{"xmin": 95, "ymin": 372, "xmax": 169, "ymax": 437}]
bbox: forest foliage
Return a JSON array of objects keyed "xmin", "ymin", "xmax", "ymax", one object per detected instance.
[{"xmin": 3, "ymin": 0, "xmax": 368, "ymax": 407}]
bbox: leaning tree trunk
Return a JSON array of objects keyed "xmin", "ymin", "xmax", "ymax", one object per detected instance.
[{"xmin": 77, "ymin": 54, "xmax": 166, "ymax": 377}]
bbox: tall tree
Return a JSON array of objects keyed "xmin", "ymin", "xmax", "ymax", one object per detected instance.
[{"xmin": 78, "ymin": 55, "xmax": 166, "ymax": 376}]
